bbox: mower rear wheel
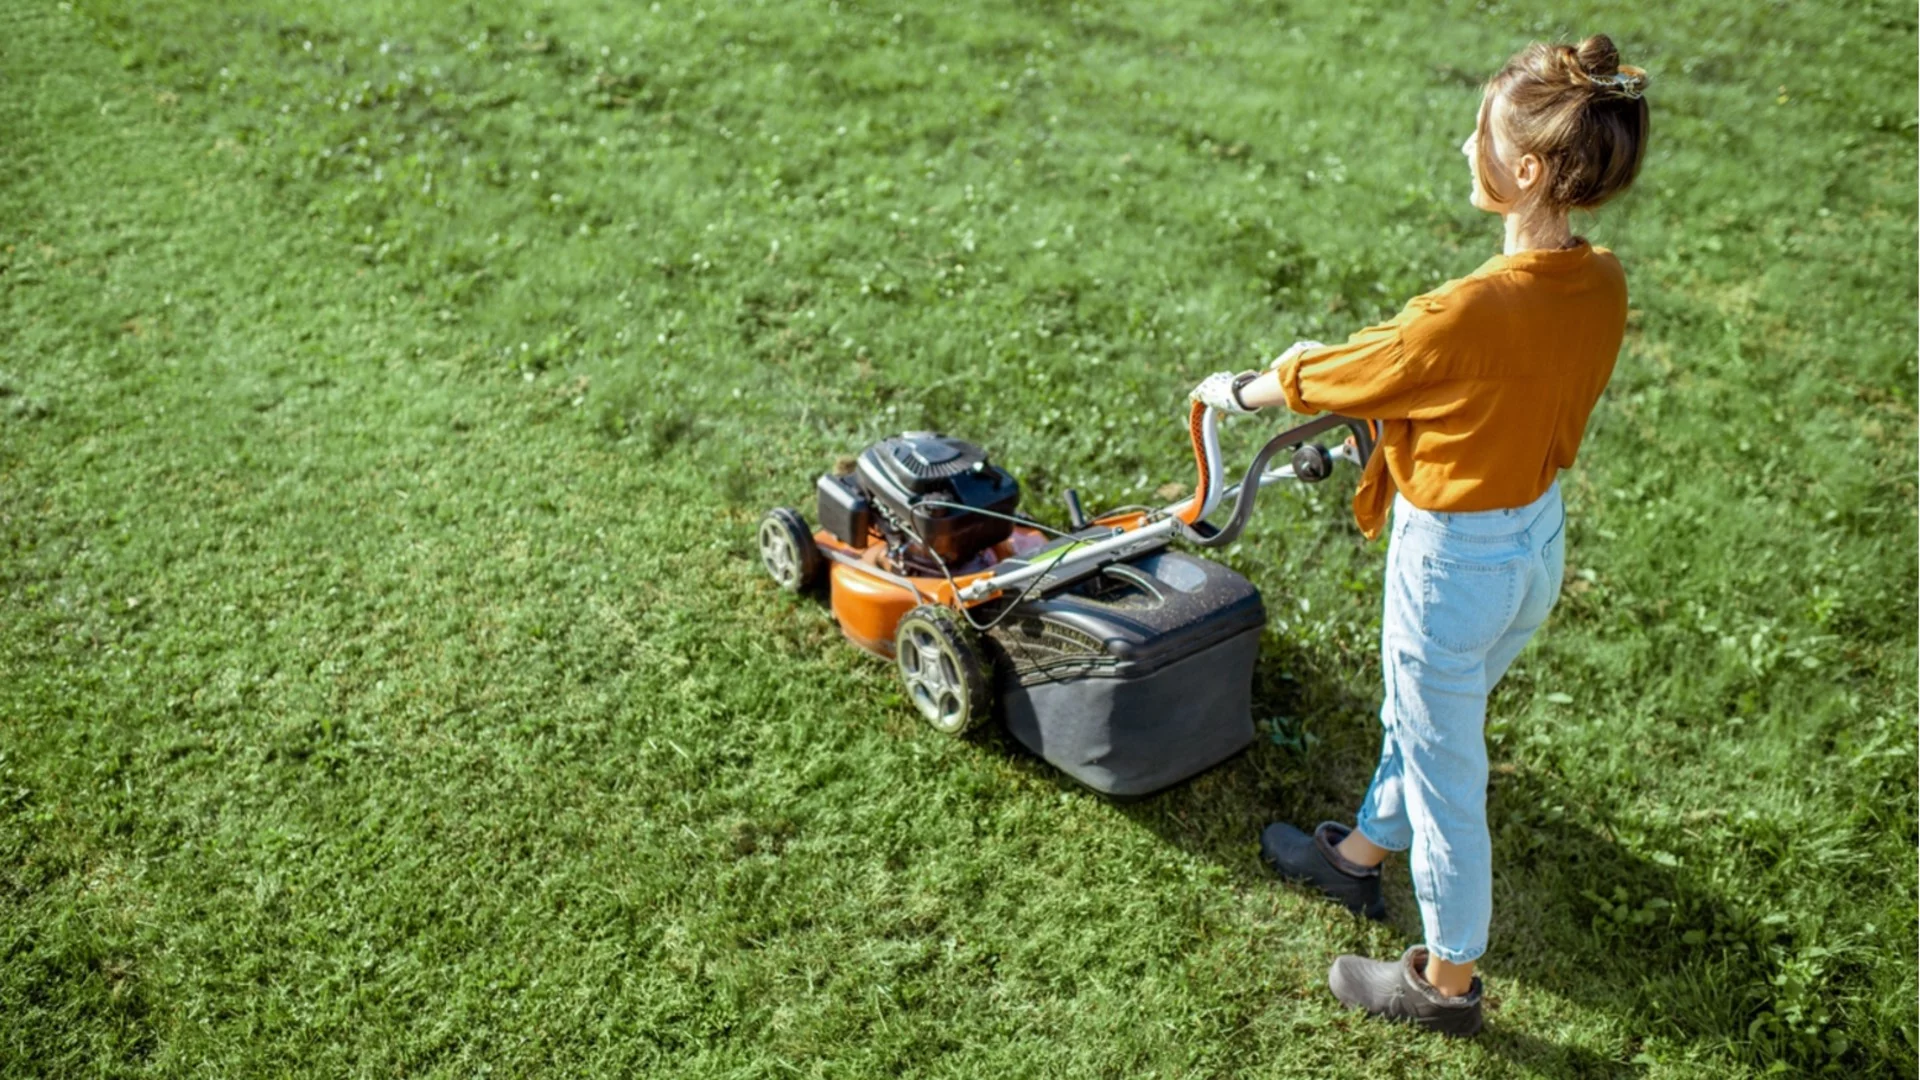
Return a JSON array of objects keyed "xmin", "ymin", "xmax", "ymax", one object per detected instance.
[
  {"xmin": 758, "ymin": 507, "xmax": 821, "ymax": 593},
  {"xmin": 894, "ymin": 605, "xmax": 990, "ymax": 736}
]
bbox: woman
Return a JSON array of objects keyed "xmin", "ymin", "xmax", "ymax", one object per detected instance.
[{"xmin": 1190, "ymin": 35, "xmax": 1651, "ymax": 1036}]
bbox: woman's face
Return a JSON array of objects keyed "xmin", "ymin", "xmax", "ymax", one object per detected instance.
[{"xmin": 1462, "ymin": 91, "xmax": 1529, "ymax": 213}]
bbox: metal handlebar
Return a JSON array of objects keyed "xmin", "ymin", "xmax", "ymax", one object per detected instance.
[
  {"xmin": 953, "ymin": 408, "xmax": 1376, "ymax": 603},
  {"xmin": 1179, "ymin": 412, "xmax": 1376, "ymax": 549}
]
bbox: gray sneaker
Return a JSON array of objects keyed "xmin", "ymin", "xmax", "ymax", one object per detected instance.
[
  {"xmin": 1259, "ymin": 821, "xmax": 1386, "ymax": 921},
  {"xmin": 1328, "ymin": 946, "xmax": 1485, "ymax": 1038}
]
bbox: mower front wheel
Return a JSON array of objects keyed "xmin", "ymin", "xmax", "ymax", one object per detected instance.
[
  {"xmin": 758, "ymin": 507, "xmax": 821, "ymax": 593},
  {"xmin": 894, "ymin": 605, "xmax": 991, "ymax": 736}
]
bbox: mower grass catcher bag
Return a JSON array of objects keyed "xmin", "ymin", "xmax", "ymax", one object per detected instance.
[{"xmin": 984, "ymin": 547, "xmax": 1264, "ymax": 798}]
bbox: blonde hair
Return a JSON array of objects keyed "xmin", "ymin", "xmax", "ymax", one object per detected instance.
[{"xmin": 1475, "ymin": 35, "xmax": 1651, "ymax": 211}]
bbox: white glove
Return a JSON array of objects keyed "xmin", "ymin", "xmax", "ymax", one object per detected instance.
[
  {"xmin": 1190, "ymin": 370, "xmax": 1259, "ymax": 414},
  {"xmin": 1267, "ymin": 340, "xmax": 1326, "ymax": 371}
]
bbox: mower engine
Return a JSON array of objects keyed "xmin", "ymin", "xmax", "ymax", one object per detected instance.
[{"xmin": 815, "ymin": 432, "xmax": 1021, "ymax": 573}]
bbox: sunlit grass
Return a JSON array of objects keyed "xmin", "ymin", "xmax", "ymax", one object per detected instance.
[{"xmin": 1, "ymin": 0, "xmax": 1913, "ymax": 1075}]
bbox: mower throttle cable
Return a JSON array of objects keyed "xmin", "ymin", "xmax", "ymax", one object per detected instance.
[{"xmin": 899, "ymin": 510, "xmax": 1092, "ymax": 634}]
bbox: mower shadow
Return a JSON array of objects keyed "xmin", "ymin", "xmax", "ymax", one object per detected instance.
[{"xmin": 982, "ymin": 642, "xmax": 1755, "ymax": 1071}]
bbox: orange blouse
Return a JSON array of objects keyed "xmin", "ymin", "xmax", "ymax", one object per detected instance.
[{"xmin": 1276, "ymin": 240, "xmax": 1628, "ymax": 540}]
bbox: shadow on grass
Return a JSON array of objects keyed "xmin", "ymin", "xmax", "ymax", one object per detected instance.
[
  {"xmin": 795, "ymin": 572, "xmax": 1846, "ymax": 1073},
  {"xmin": 970, "ymin": 645, "xmax": 1773, "ymax": 1075}
]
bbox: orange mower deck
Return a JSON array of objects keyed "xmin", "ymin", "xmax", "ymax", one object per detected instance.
[{"xmin": 814, "ymin": 511, "xmax": 1148, "ymax": 657}]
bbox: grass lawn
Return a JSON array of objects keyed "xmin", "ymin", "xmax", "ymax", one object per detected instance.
[{"xmin": 2, "ymin": 0, "xmax": 1913, "ymax": 1075}]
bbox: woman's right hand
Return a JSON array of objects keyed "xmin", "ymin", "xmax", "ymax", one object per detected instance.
[{"xmin": 1190, "ymin": 371, "xmax": 1260, "ymax": 414}]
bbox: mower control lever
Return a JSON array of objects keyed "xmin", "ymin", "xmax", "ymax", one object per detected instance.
[
  {"xmin": 1291, "ymin": 444, "xmax": 1333, "ymax": 483},
  {"xmin": 1063, "ymin": 488, "xmax": 1091, "ymax": 531}
]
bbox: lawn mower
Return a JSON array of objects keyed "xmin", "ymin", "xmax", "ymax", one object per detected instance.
[{"xmin": 757, "ymin": 399, "xmax": 1377, "ymax": 797}]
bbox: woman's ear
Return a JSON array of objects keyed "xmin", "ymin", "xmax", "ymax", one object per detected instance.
[{"xmin": 1514, "ymin": 152, "xmax": 1546, "ymax": 193}]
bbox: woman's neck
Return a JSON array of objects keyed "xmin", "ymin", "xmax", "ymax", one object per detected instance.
[{"xmin": 1502, "ymin": 203, "xmax": 1575, "ymax": 255}]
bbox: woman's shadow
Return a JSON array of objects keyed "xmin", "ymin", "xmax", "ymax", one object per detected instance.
[{"xmin": 980, "ymin": 633, "xmax": 1754, "ymax": 1075}]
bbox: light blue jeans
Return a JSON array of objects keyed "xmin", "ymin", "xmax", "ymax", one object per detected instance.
[{"xmin": 1353, "ymin": 481, "xmax": 1566, "ymax": 964}]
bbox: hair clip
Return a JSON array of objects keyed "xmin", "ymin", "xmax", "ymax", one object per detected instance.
[{"xmin": 1593, "ymin": 69, "xmax": 1648, "ymax": 100}]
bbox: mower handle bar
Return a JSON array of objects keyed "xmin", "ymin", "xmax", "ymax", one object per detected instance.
[
  {"xmin": 953, "ymin": 407, "xmax": 1375, "ymax": 602},
  {"xmin": 1178, "ymin": 410, "xmax": 1376, "ymax": 549}
]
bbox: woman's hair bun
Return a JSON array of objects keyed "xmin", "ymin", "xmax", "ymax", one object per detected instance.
[
  {"xmin": 1575, "ymin": 34, "xmax": 1620, "ymax": 79},
  {"xmin": 1484, "ymin": 35, "xmax": 1652, "ymax": 210},
  {"xmin": 1543, "ymin": 34, "xmax": 1645, "ymax": 99}
]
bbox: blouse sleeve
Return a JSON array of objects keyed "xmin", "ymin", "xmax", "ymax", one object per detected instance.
[{"xmin": 1276, "ymin": 294, "xmax": 1451, "ymax": 419}]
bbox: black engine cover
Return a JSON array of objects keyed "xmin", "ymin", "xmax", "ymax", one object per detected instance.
[{"xmin": 855, "ymin": 432, "xmax": 1020, "ymax": 565}]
